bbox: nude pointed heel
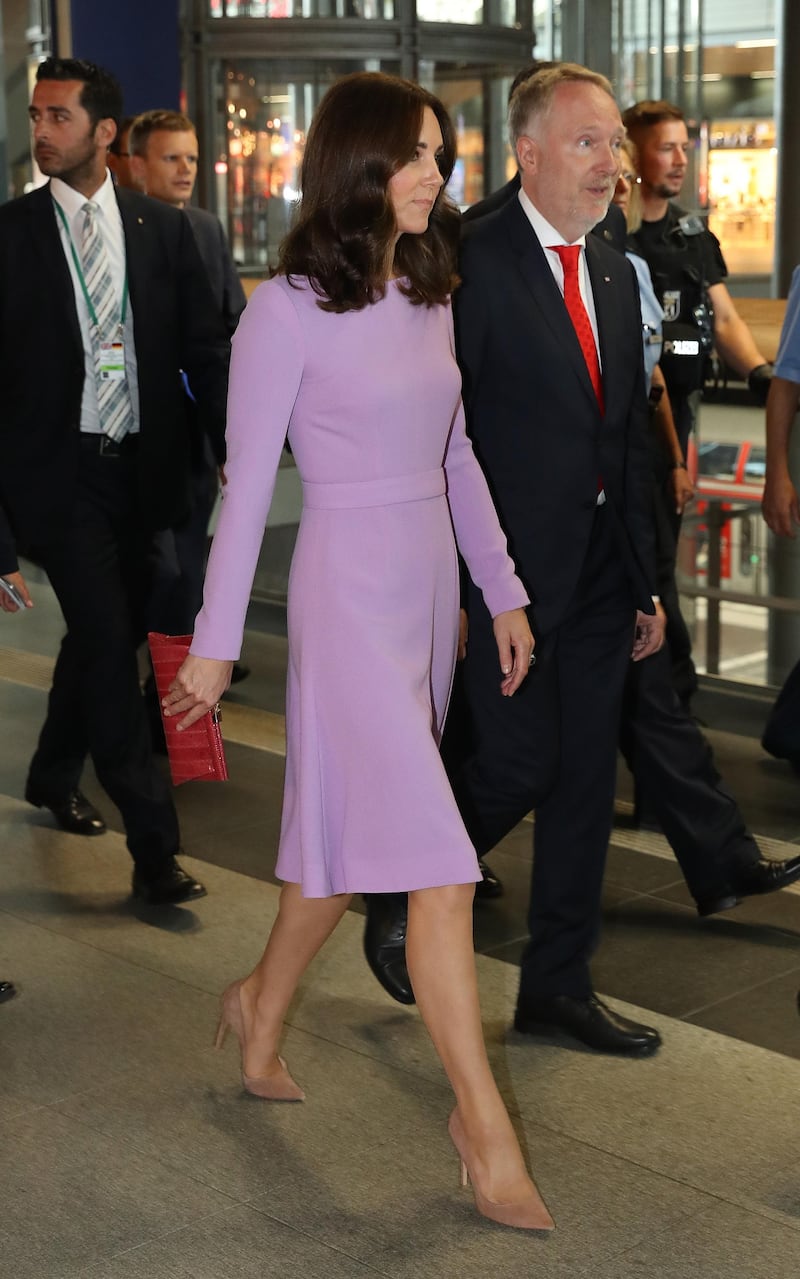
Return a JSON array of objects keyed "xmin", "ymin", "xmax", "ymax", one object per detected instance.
[
  {"xmin": 215, "ymin": 979, "xmax": 305, "ymax": 1102},
  {"xmin": 448, "ymin": 1108, "xmax": 554, "ymax": 1231}
]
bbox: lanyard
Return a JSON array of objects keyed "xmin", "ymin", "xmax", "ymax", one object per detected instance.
[{"xmin": 54, "ymin": 199, "xmax": 129, "ymax": 331}]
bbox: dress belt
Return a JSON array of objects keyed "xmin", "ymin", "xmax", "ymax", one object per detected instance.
[{"xmin": 302, "ymin": 468, "xmax": 446, "ymax": 510}]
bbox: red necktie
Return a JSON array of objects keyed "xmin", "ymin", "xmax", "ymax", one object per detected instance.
[{"xmin": 549, "ymin": 244, "xmax": 604, "ymax": 414}]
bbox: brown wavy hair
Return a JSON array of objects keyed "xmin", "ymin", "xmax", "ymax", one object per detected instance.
[{"xmin": 278, "ymin": 72, "xmax": 460, "ymax": 312}]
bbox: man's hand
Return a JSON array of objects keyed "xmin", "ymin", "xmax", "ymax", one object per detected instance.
[
  {"xmin": 762, "ymin": 470, "xmax": 800, "ymax": 538},
  {"xmin": 0, "ymin": 570, "xmax": 33, "ymax": 613},
  {"xmin": 162, "ymin": 653, "xmax": 234, "ymax": 730},
  {"xmin": 669, "ymin": 465, "xmax": 695, "ymax": 515},
  {"xmin": 631, "ymin": 603, "xmax": 665, "ymax": 662},
  {"xmin": 492, "ymin": 607, "xmax": 535, "ymax": 696}
]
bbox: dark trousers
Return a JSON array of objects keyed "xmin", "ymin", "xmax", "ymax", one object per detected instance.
[
  {"xmin": 445, "ymin": 505, "xmax": 635, "ymax": 1002},
  {"xmin": 620, "ymin": 644, "xmax": 759, "ymax": 901},
  {"xmin": 26, "ymin": 445, "xmax": 180, "ymax": 872},
  {"xmin": 147, "ymin": 458, "xmax": 217, "ymax": 636}
]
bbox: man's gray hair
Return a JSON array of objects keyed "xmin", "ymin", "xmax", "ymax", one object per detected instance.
[{"xmin": 508, "ymin": 63, "xmax": 616, "ymax": 149}]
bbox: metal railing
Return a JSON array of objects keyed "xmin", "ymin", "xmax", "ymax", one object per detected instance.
[{"xmin": 678, "ymin": 494, "xmax": 800, "ymax": 678}]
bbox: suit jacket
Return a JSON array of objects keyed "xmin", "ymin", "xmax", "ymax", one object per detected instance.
[
  {"xmin": 462, "ymin": 171, "xmax": 628, "ymax": 254},
  {"xmin": 0, "ymin": 183, "xmax": 230, "ymax": 566},
  {"xmin": 183, "ymin": 205, "xmax": 247, "ymax": 337},
  {"xmin": 455, "ymin": 196, "xmax": 655, "ymax": 636}
]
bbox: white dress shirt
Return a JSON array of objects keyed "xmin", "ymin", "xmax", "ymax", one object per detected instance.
[{"xmin": 51, "ymin": 171, "xmax": 140, "ymax": 435}]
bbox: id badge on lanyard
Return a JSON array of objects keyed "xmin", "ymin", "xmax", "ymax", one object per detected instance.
[{"xmin": 99, "ymin": 332, "xmax": 126, "ymax": 381}]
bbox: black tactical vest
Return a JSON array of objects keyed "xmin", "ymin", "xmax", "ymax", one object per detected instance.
[{"xmin": 629, "ymin": 205, "xmax": 718, "ymax": 400}]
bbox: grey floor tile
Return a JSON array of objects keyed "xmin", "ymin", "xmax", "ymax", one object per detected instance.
[
  {"xmin": 303, "ymin": 1119, "xmax": 714, "ymax": 1279},
  {"xmin": 505, "ymin": 1009, "xmax": 800, "ymax": 1233},
  {"xmin": 56, "ymin": 1029, "xmax": 454, "ymax": 1207},
  {"xmin": 0, "ymin": 911, "xmax": 219, "ymax": 1106},
  {"xmin": 591, "ymin": 893, "xmax": 800, "ymax": 1021},
  {"xmin": 587, "ymin": 1196, "xmax": 800, "ymax": 1279},
  {"xmin": 74, "ymin": 1203, "xmax": 384, "ymax": 1279},
  {"xmin": 685, "ymin": 967, "xmax": 800, "ymax": 1056},
  {"xmin": 0, "ymin": 1108, "xmax": 233, "ymax": 1279}
]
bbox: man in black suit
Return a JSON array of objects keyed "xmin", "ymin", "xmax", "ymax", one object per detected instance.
[
  {"xmin": 128, "ymin": 109, "xmax": 247, "ymax": 668},
  {"xmin": 0, "ymin": 58, "xmax": 230, "ymax": 904},
  {"xmin": 461, "ymin": 89, "xmax": 800, "ymax": 918},
  {"xmin": 450, "ymin": 64, "xmax": 666, "ymax": 1054}
]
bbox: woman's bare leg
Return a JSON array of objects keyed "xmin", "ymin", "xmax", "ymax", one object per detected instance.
[
  {"xmin": 407, "ymin": 883, "xmax": 545, "ymax": 1207},
  {"xmin": 237, "ymin": 882, "xmax": 352, "ymax": 1077}
]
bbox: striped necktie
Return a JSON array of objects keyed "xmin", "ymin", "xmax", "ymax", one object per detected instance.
[
  {"xmin": 80, "ymin": 201, "xmax": 134, "ymax": 442},
  {"xmin": 549, "ymin": 243, "xmax": 604, "ymax": 414}
]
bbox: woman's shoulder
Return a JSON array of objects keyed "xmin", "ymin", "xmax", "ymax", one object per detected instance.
[{"xmin": 241, "ymin": 273, "xmax": 319, "ymax": 328}]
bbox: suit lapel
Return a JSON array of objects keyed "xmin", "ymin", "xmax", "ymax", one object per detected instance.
[
  {"xmin": 585, "ymin": 235, "xmax": 623, "ymax": 418},
  {"xmin": 116, "ymin": 187, "xmax": 149, "ymax": 325},
  {"xmin": 27, "ymin": 184, "xmax": 83, "ymax": 359},
  {"xmin": 504, "ymin": 201, "xmax": 600, "ymax": 413}
]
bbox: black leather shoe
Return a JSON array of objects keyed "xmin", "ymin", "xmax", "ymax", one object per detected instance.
[
  {"xmin": 132, "ymin": 857, "xmax": 207, "ymax": 905},
  {"xmin": 363, "ymin": 894, "xmax": 415, "ymax": 1005},
  {"xmin": 25, "ymin": 785, "xmax": 107, "ymax": 836},
  {"xmin": 696, "ymin": 854, "xmax": 800, "ymax": 917},
  {"xmin": 474, "ymin": 858, "xmax": 504, "ymax": 901},
  {"xmin": 0, "ymin": 981, "xmax": 16, "ymax": 1004},
  {"xmin": 514, "ymin": 994, "xmax": 661, "ymax": 1057}
]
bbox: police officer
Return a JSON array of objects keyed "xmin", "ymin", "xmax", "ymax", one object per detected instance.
[
  {"xmin": 622, "ymin": 100, "xmax": 773, "ymax": 706},
  {"xmin": 623, "ymin": 100, "xmax": 773, "ymax": 451}
]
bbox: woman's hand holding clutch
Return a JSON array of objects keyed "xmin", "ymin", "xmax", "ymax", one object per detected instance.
[{"xmin": 163, "ymin": 654, "xmax": 234, "ymax": 731}]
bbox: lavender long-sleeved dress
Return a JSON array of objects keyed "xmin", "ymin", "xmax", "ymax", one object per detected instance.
[{"xmin": 191, "ymin": 275, "xmax": 529, "ymax": 896}]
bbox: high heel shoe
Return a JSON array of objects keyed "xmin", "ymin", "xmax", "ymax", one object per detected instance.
[
  {"xmin": 214, "ymin": 979, "xmax": 305, "ymax": 1102},
  {"xmin": 448, "ymin": 1108, "xmax": 554, "ymax": 1231}
]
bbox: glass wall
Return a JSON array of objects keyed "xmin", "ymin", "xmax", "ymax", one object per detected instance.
[
  {"xmin": 209, "ymin": 0, "xmax": 395, "ymax": 16},
  {"xmin": 190, "ymin": 0, "xmax": 533, "ymax": 267},
  {"xmin": 214, "ymin": 58, "xmax": 401, "ymax": 270}
]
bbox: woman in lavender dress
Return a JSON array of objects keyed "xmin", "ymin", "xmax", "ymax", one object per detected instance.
[{"xmin": 165, "ymin": 72, "xmax": 552, "ymax": 1231}]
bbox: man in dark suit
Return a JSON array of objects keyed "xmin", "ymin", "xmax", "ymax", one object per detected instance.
[
  {"xmin": 128, "ymin": 109, "xmax": 247, "ymax": 671},
  {"xmin": 449, "ymin": 64, "xmax": 666, "ymax": 1054},
  {"xmin": 0, "ymin": 57, "xmax": 230, "ymax": 904}
]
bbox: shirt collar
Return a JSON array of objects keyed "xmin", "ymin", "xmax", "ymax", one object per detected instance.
[
  {"xmin": 517, "ymin": 187, "xmax": 587, "ymax": 253},
  {"xmin": 50, "ymin": 169, "xmax": 116, "ymax": 219}
]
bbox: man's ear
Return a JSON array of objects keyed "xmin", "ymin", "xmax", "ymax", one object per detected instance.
[
  {"xmin": 96, "ymin": 116, "xmax": 117, "ymax": 152},
  {"xmin": 516, "ymin": 134, "xmax": 539, "ymax": 177}
]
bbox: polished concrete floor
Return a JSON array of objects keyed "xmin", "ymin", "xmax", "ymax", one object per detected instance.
[{"xmin": 1, "ymin": 563, "xmax": 800, "ymax": 1276}]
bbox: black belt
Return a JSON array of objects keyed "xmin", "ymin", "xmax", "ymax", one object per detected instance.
[{"xmin": 78, "ymin": 433, "xmax": 139, "ymax": 457}]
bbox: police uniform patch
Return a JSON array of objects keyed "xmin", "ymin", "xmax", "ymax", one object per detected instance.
[{"xmin": 663, "ymin": 290, "xmax": 681, "ymax": 322}]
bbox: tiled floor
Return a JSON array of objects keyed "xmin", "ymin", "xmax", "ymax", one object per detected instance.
[{"xmin": 2, "ymin": 538, "xmax": 800, "ymax": 1275}]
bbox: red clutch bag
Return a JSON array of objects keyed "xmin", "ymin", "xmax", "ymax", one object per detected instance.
[{"xmin": 147, "ymin": 632, "xmax": 229, "ymax": 786}]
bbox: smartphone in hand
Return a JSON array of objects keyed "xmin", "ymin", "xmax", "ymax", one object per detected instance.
[{"xmin": 0, "ymin": 576, "xmax": 26, "ymax": 609}]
